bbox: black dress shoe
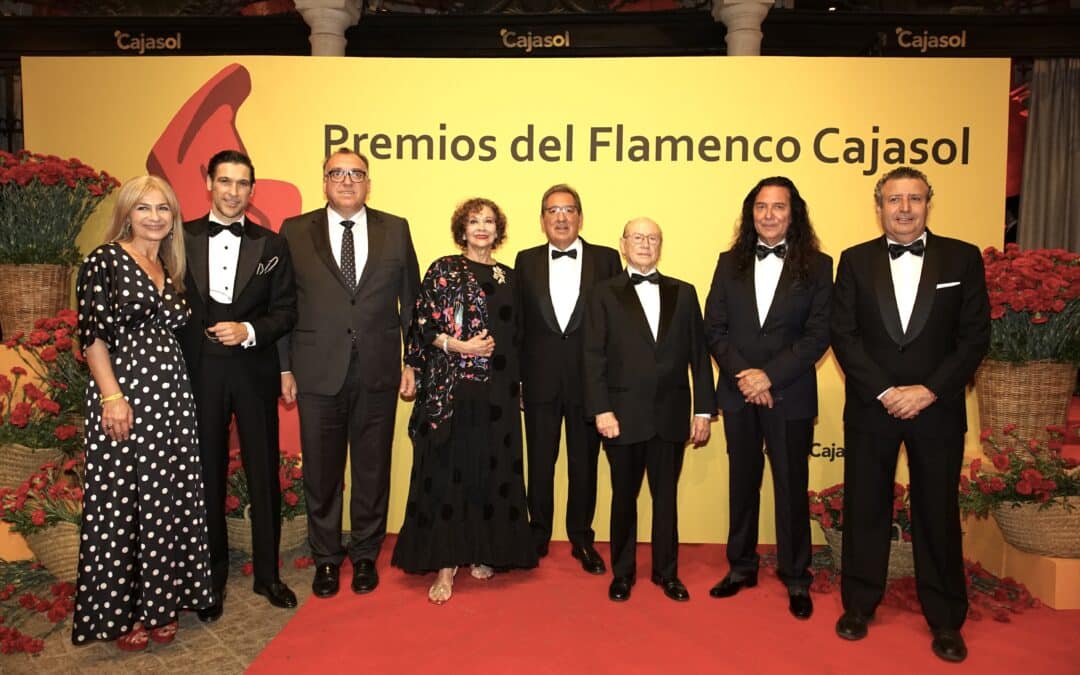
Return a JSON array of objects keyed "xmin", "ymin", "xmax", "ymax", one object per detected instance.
[
  {"xmin": 253, "ymin": 580, "xmax": 298, "ymax": 609},
  {"xmin": 197, "ymin": 590, "xmax": 226, "ymax": 623},
  {"xmin": 650, "ymin": 573, "xmax": 690, "ymax": 602},
  {"xmin": 835, "ymin": 610, "xmax": 872, "ymax": 641},
  {"xmin": 931, "ymin": 628, "xmax": 967, "ymax": 663},
  {"xmin": 608, "ymin": 576, "xmax": 634, "ymax": 602},
  {"xmin": 351, "ymin": 559, "xmax": 379, "ymax": 594},
  {"xmin": 571, "ymin": 545, "xmax": 606, "ymax": 575},
  {"xmin": 312, "ymin": 563, "xmax": 340, "ymax": 598},
  {"xmin": 708, "ymin": 573, "xmax": 758, "ymax": 598},
  {"xmin": 788, "ymin": 591, "xmax": 813, "ymax": 620}
]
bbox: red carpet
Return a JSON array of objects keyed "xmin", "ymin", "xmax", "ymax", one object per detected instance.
[{"xmin": 249, "ymin": 539, "xmax": 1077, "ymax": 674}]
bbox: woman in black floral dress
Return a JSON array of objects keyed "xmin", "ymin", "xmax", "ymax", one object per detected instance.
[
  {"xmin": 392, "ymin": 197, "xmax": 536, "ymax": 604},
  {"xmin": 73, "ymin": 176, "xmax": 212, "ymax": 650}
]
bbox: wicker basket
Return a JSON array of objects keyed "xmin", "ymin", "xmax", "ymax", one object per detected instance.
[
  {"xmin": 225, "ymin": 508, "xmax": 308, "ymax": 555},
  {"xmin": 0, "ymin": 264, "xmax": 73, "ymax": 336},
  {"xmin": 822, "ymin": 524, "xmax": 916, "ymax": 580},
  {"xmin": 0, "ymin": 443, "xmax": 63, "ymax": 490},
  {"xmin": 975, "ymin": 360, "xmax": 1077, "ymax": 446},
  {"xmin": 24, "ymin": 521, "xmax": 80, "ymax": 582},
  {"xmin": 992, "ymin": 497, "xmax": 1080, "ymax": 558}
]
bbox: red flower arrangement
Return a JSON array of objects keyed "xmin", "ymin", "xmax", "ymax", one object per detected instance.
[
  {"xmin": 983, "ymin": 245, "xmax": 1080, "ymax": 364},
  {"xmin": 0, "ymin": 150, "xmax": 120, "ymax": 266},
  {"xmin": 0, "ymin": 455, "xmax": 83, "ymax": 536},
  {"xmin": 959, "ymin": 424, "xmax": 1080, "ymax": 518},
  {"xmin": 225, "ymin": 447, "xmax": 305, "ymax": 521},
  {"xmin": 807, "ymin": 482, "xmax": 913, "ymax": 540},
  {"xmin": 4, "ymin": 309, "xmax": 88, "ymax": 422},
  {"xmin": 0, "ymin": 364, "xmax": 80, "ymax": 454}
]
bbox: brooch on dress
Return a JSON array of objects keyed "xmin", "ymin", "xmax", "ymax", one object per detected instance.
[{"xmin": 492, "ymin": 265, "xmax": 507, "ymax": 285}]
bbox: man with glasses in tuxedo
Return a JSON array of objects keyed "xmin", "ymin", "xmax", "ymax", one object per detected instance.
[{"xmin": 279, "ymin": 149, "xmax": 420, "ymax": 599}]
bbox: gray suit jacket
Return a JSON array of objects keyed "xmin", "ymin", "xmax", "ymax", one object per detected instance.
[{"xmin": 278, "ymin": 206, "xmax": 420, "ymax": 396}]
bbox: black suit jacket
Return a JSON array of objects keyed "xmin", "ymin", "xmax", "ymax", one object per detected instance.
[
  {"xmin": 830, "ymin": 231, "xmax": 990, "ymax": 435},
  {"xmin": 704, "ymin": 249, "xmax": 832, "ymax": 420},
  {"xmin": 583, "ymin": 271, "xmax": 715, "ymax": 445},
  {"xmin": 514, "ymin": 239, "xmax": 621, "ymax": 405},
  {"xmin": 278, "ymin": 206, "xmax": 420, "ymax": 396},
  {"xmin": 177, "ymin": 216, "xmax": 297, "ymax": 398}
]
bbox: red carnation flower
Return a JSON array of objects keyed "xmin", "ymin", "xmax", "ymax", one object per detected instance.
[
  {"xmin": 991, "ymin": 454, "xmax": 1009, "ymax": 471},
  {"xmin": 30, "ymin": 509, "xmax": 46, "ymax": 526},
  {"xmin": 39, "ymin": 346, "xmax": 58, "ymax": 363},
  {"xmin": 225, "ymin": 495, "xmax": 241, "ymax": 513},
  {"xmin": 284, "ymin": 491, "xmax": 299, "ymax": 507}
]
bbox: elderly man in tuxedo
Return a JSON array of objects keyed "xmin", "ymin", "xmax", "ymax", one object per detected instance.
[
  {"xmin": 515, "ymin": 184, "xmax": 621, "ymax": 573},
  {"xmin": 279, "ymin": 149, "xmax": 420, "ymax": 599},
  {"xmin": 178, "ymin": 149, "xmax": 298, "ymax": 621},
  {"xmin": 583, "ymin": 217, "xmax": 714, "ymax": 603},
  {"xmin": 704, "ymin": 176, "xmax": 832, "ymax": 620},
  {"xmin": 831, "ymin": 167, "xmax": 989, "ymax": 662}
]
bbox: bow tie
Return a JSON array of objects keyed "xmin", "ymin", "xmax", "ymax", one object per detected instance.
[
  {"xmin": 630, "ymin": 272, "xmax": 660, "ymax": 285},
  {"xmin": 755, "ymin": 243, "xmax": 787, "ymax": 260},
  {"xmin": 208, "ymin": 221, "xmax": 243, "ymax": 238},
  {"xmin": 551, "ymin": 249, "xmax": 578, "ymax": 260},
  {"xmin": 888, "ymin": 239, "xmax": 925, "ymax": 259}
]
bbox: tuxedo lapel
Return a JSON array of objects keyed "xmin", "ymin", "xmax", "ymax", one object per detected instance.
[
  {"xmin": 656, "ymin": 276, "xmax": 678, "ymax": 345},
  {"xmin": 613, "ymin": 274, "xmax": 655, "ymax": 345},
  {"xmin": 531, "ymin": 248, "xmax": 561, "ymax": 334},
  {"xmin": 309, "ymin": 209, "xmax": 351, "ymax": 291},
  {"xmin": 187, "ymin": 217, "xmax": 211, "ymax": 303},
  {"xmin": 356, "ymin": 209, "xmax": 386, "ymax": 295},
  {"xmin": 903, "ymin": 232, "xmax": 941, "ymax": 343},
  {"xmin": 232, "ymin": 224, "xmax": 265, "ymax": 300},
  {"xmin": 871, "ymin": 239, "xmax": 905, "ymax": 346},
  {"xmin": 563, "ymin": 242, "xmax": 595, "ymax": 335}
]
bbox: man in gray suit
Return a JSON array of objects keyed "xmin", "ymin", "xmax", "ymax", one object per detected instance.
[{"xmin": 279, "ymin": 148, "xmax": 420, "ymax": 598}]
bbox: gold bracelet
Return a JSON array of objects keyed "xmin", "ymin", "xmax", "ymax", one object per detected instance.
[{"xmin": 101, "ymin": 392, "xmax": 125, "ymax": 403}]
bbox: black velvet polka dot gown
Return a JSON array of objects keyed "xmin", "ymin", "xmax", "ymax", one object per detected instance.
[
  {"xmin": 392, "ymin": 260, "xmax": 538, "ymax": 573},
  {"xmin": 72, "ymin": 243, "xmax": 212, "ymax": 644}
]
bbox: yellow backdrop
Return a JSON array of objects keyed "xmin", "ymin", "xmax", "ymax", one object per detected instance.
[{"xmin": 21, "ymin": 55, "xmax": 1007, "ymax": 544}]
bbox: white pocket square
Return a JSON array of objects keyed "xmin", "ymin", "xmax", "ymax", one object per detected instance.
[
  {"xmin": 936, "ymin": 281, "xmax": 960, "ymax": 289},
  {"xmin": 257, "ymin": 257, "xmax": 279, "ymax": 275}
]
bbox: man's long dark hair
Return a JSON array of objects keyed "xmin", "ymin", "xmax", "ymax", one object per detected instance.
[{"xmin": 731, "ymin": 176, "xmax": 821, "ymax": 282}]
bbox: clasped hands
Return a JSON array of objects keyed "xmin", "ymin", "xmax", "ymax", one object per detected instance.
[
  {"xmin": 204, "ymin": 321, "xmax": 249, "ymax": 346},
  {"xmin": 736, "ymin": 368, "xmax": 773, "ymax": 409},
  {"xmin": 879, "ymin": 385, "xmax": 936, "ymax": 420}
]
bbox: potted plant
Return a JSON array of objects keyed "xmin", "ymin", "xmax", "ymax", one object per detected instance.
[
  {"xmin": 808, "ymin": 482, "xmax": 916, "ymax": 580},
  {"xmin": 0, "ymin": 455, "xmax": 83, "ymax": 581},
  {"xmin": 960, "ymin": 424, "xmax": 1080, "ymax": 558},
  {"xmin": 4, "ymin": 309, "xmax": 87, "ymax": 419},
  {"xmin": 0, "ymin": 150, "xmax": 119, "ymax": 334},
  {"xmin": 976, "ymin": 245, "xmax": 1080, "ymax": 443},
  {"xmin": 0, "ymin": 364, "xmax": 81, "ymax": 490},
  {"xmin": 225, "ymin": 447, "xmax": 307, "ymax": 554}
]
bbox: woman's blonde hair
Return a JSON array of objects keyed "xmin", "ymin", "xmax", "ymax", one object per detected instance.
[{"xmin": 105, "ymin": 175, "xmax": 186, "ymax": 292}]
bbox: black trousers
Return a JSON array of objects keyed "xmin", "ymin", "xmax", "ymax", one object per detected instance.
[
  {"xmin": 841, "ymin": 427, "xmax": 968, "ymax": 630},
  {"xmin": 524, "ymin": 398, "xmax": 601, "ymax": 552},
  {"xmin": 722, "ymin": 405, "xmax": 813, "ymax": 591},
  {"xmin": 606, "ymin": 436, "xmax": 685, "ymax": 580},
  {"xmin": 197, "ymin": 355, "xmax": 282, "ymax": 590},
  {"xmin": 298, "ymin": 348, "xmax": 398, "ymax": 566}
]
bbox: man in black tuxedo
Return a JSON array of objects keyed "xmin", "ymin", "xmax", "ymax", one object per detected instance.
[
  {"xmin": 704, "ymin": 176, "xmax": 832, "ymax": 620},
  {"xmin": 279, "ymin": 149, "xmax": 420, "ymax": 599},
  {"xmin": 514, "ymin": 184, "xmax": 621, "ymax": 574},
  {"xmin": 583, "ymin": 217, "xmax": 714, "ymax": 603},
  {"xmin": 831, "ymin": 167, "xmax": 989, "ymax": 662},
  {"xmin": 178, "ymin": 149, "xmax": 298, "ymax": 621}
]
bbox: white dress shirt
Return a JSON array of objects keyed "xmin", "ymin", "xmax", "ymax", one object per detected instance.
[
  {"xmin": 754, "ymin": 238, "xmax": 785, "ymax": 327},
  {"xmin": 327, "ymin": 206, "xmax": 369, "ymax": 287},
  {"xmin": 888, "ymin": 231, "xmax": 927, "ymax": 333},
  {"xmin": 548, "ymin": 238, "xmax": 583, "ymax": 333},
  {"xmin": 207, "ymin": 213, "xmax": 256, "ymax": 348}
]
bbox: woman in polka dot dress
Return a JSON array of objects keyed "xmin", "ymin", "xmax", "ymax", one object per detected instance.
[
  {"xmin": 72, "ymin": 176, "xmax": 213, "ymax": 650},
  {"xmin": 392, "ymin": 198, "xmax": 537, "ymax": 604}
]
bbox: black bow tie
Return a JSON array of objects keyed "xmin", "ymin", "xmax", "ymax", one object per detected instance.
[
  {"xmin": 630, "ymin": 272, "xmax": 660, "ymax": 285},
  {"xmin": 755, "ymin": 243, "xmax": 787, "ymax": 260},
  {"xmin": 888, "ymin": 239, "xmax": 925, "ymax": 259},
  {"xmin": 551, "ymin": 249, "xmax": 578, "ymax": 260},
  {"xmin": 208, "ymin": 221, "xmax": 243, "ymax": 238}
]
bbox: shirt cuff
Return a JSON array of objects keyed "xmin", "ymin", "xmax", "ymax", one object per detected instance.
[
  {"xmin": 695, "ymin": 413, "xmax": 711, "ymax": 418},
  {"xmin": 241, "ymin": 322, "xmax": 256, "ymax": 348},
  {"xmin": 877, "ymin": 386, "xmax": 894, "ymax": 400}
]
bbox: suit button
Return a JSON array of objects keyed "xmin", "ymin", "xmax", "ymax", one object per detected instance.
[
  {"xmin": 561, "ymin": 335, "xmax": 568, "ymax": 340},
  {"xmin": 898, "ymin": 345, "xmax": 905, "ymax": 353},
  {"xmin": 347, "ymin": 328, "xmax": 353, "ymax": 334},
  {"xmin": 350, "ymin": 299, "xmax": 356, "ymax": 306}
]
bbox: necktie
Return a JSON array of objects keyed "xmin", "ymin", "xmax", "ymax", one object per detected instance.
[
  {"xmin": 551, "ymin": 249, "xmax": 578, "ymax": 260},
  {"xmin": 630, "ymin": 272, "xmax": 660, "ymax": 285},
  {"xmin": 755, "ymin": 243, "xmax": 787, "ymax": 260},
  {"xmin": 888, "ymin": 239, "xmax": 925, "ymax": 259},
  {"xmin": 340, "ymin": 220, "xmax": 356, "ymax": 290},
  {"xmin": 208, "ymin": 221, "xmax": 243, "ymax": 237}
]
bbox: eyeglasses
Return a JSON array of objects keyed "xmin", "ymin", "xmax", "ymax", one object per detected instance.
[
  {"xmin": 624, "ymin": 233, "xmax": 661, "ymax": 246},
  {"xmin": 544, "ymin": 205, "xmax": 579, "ymax": 216},
  {"xmin": 326, "ymin": 168, "xmax": 368, "ymax": 183}
]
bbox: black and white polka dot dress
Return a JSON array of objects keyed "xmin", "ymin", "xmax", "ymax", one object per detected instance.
[{"xmin": 72, "ymin": 242, "xmax": 212, "ymax": 645}]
